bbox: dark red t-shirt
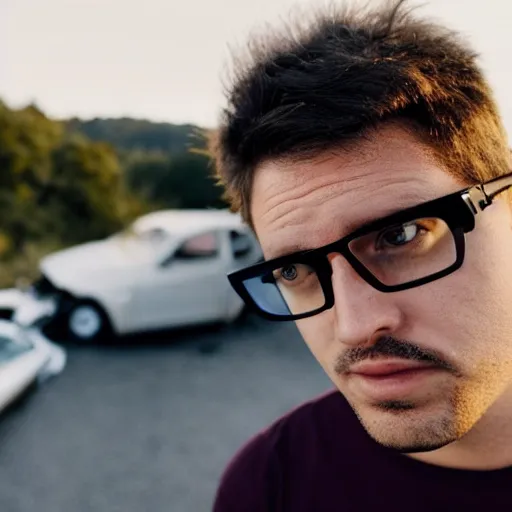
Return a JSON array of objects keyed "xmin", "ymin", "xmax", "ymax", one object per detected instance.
[{"xmin": 213, "ymin": 390, "xmax": 512, "ymax": 511}]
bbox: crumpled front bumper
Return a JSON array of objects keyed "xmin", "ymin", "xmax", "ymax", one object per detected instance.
[{"xmin": 13, "ymin": 291, "xmax": 58, "ymax": 329}]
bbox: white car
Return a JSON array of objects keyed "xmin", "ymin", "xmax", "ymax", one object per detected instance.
[
  {"xmin": 0, "ymin": 288, "xmax": 23, "ymax": 321},
  {"xmin": 18, "ymin": 209, "xmax": 263, "ymax": 342},
  {"xmin": 0, "ymin": 319, "xmax": 66, "ymax": 413}
]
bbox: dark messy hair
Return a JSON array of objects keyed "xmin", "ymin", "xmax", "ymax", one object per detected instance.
[{"xmin": 208, "ymin": 0, "xmax": 510, "ymax": 226}]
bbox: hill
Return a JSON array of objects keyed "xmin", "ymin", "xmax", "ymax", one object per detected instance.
[{"xmin": 65, "ymin": 117, "xmax": 206, "ymax": 153}]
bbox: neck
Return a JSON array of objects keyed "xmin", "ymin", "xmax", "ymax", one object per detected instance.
[{"xmin": 408, "ymin": 386, "xmax": 512, "ymax": 470}]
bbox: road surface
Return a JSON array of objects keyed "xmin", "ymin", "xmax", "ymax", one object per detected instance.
[{"xmin": 0, "ymin": 316, "xmax": 331, "ymax": 512}]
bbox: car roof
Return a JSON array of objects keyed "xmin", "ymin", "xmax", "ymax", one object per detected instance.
[{"xmin": 132, "ymin": 209, "xmax": 250, "ymax": 237}]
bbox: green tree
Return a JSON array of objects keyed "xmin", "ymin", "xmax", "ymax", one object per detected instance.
[
  {"xmin": 0, "ymin": 101, "xmax": 144, "ymax": 265},
  {"xmin": 124, "ymin": 150, "xmax": 225, "ymax": 210},
  {"xmin": 165, "ymin": 150, "xmax": 226, "ymax": 209},
  {"xmin": 123, "ymin": 150, "xmax": 178, "ymax": 207},
  {"xmin": 0, "ymin": 102, "xmax": 63, "ymax": 252},
  {"xmin": 43, "ymin": 135, "xmax": 135, "ymax": 244}
]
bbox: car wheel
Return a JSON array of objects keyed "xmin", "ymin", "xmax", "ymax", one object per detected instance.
[{"xmin": 67, "ymin": 301, "xmax": 111, "ymax": 343}]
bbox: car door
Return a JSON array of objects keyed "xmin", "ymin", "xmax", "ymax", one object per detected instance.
[
  {"xmin": 228, "ymin": 229, "xmax": 262, "ymax": 270},
  {"xmin": 222, "ymin": 229, "xmax": 263, "ymax": 321},
  {"xmin": 130, "ymin": 231, "xmax": 228, "ymax": 331}
]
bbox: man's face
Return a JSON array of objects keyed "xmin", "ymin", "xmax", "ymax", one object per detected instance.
[{"xmin": 250, "ymin": 124, "xmax": 512, "ymax": 452}]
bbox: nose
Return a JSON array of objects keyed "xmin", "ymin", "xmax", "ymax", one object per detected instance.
[{"xmin": 328, "ymin": 253, "xmax": 403, "ymax": 349}]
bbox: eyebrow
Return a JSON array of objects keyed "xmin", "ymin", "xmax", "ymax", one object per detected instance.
[
  {"xmin": 263, "ymin": 189, "xmax": 438, "ymax": 260},
  {"xmin": 266, "ymin": 241, "xmax": 313, "ymax": 260}
]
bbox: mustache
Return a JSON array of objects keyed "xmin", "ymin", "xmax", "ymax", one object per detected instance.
[{"xmin": 333, "ymin": 336, "xmax": 458, "ymax": 376}]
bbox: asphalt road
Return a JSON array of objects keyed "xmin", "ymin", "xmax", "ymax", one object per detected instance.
[{"xmin": 0, "ymin": 315, "xmax": 331, "ymax": 512}]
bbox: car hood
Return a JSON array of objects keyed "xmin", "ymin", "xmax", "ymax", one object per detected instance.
[{"xmin": 40, "ymin": 238, "xmax": 161, "ymax": 285}]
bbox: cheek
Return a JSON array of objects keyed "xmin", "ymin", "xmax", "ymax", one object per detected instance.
[
  {"xmin": 403, "ymin": 221, "xmax": 512, "ymax": 372},
  {"xmin": 460, "ymin": 217, "xmax": 512, "ymax": 350},
  {"xmin": 295, "ymin": 311, "xmax": 337, "ymax": 366}
]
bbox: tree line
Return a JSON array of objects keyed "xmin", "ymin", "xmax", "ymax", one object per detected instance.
[{"xmin": 0, "ymin": 100, "xmax": 225, "ymax": 286}]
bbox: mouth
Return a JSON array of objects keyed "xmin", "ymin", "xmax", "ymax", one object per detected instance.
[{"xmin": 346, "ymin": 360, "xmax": 444, "ymax": 402}]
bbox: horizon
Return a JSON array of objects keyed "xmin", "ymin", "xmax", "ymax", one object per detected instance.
[{"xmin": 3, "ymin": 0, "xmax": 512, "ymax": 136}]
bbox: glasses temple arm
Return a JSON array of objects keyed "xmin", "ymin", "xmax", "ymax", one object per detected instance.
[
  {"xmin": 463, "ymin": 173, "xmax": 512, "ymax": 213},
  {"xmin": 482, "ymin": 174, "xmax": 512, "ymax": 200}
]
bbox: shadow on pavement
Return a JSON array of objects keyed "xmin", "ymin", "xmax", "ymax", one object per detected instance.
[{"xmin": 51, "ymin": 311, "xmax": 264, "ymax": 356}]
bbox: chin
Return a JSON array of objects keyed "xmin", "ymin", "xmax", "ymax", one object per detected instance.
[
  {"xmin": 377, "ymin": 436, "xmax": 455, "ymax": 454},
  {"xmin": 352, "ymin": 400, "xmax": 460, "ymax": 453}
]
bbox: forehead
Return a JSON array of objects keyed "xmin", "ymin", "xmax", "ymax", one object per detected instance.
[{"xmin": 250, "ymin": 124, "xmax": 466, "ymax": 259}]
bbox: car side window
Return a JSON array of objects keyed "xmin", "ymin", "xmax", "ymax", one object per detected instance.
[
  {"xmin": 174, "ymin": 232, "xmax": 219, "ymax": 260},
  {"xmin": 229, "ymin": 231, "xmax": 253, "ymax": 259}
]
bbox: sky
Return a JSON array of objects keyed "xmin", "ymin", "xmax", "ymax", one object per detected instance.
[{"xmin": 1, "ymin": 0, "xmax": 512, "ymax": 135}]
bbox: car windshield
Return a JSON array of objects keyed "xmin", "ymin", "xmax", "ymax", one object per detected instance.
[{"xmin": 0, "ymin": 333, "xmax": 33, "ymax": 363}]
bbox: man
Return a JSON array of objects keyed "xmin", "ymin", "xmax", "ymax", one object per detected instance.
[{"xmin": 210, "ymin": 1, "xmax": 512, "ymax": 510}]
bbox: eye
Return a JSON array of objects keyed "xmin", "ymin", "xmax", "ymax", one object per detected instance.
[
  {"xmin": 378, "ymin": 222, "xmax": 420, "ymax": 248},
  {"xmin": 273, "ymin": 264, "xmax": 316, "ymax": 288},
  {"xmin": 281, "ymin": 265, "xmax": 298, "ymax": 281}
]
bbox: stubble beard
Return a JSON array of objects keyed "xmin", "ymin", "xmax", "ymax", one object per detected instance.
[{"xmin": 350, "ymin": 399, "xmax": 459, "ymax": 453}]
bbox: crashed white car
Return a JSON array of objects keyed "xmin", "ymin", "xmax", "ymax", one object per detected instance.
[
  {"xmin": 0, "ymin": 319, "xmax": 66, "ymax": 413},
  {"xmin": 0, "ymin": 288, "xmax": 23, "ymax": 321},
  {"xmin": 18, "ymin": 209, "xmax": 262, "ymax": 342}
]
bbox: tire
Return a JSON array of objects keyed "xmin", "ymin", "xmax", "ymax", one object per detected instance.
[{"xmin": 66, "ymin": 300, "xmax": 111, "ymax": 343}]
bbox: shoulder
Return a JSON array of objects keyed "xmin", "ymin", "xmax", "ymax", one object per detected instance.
[{"xmin": 213, "ymin": 390, "xmax": 355, "ymax": 511}]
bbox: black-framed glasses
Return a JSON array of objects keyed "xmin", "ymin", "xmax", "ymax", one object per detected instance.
[{"xmin": 228, "ymin": 172, "xmax": 512, "ymax": 321}]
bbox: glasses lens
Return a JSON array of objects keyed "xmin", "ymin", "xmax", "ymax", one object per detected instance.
[
  {"xmin": 242, "ymin": 262, "xmax": 325, "ymax": 317},
  {"xmin": 348, "ymin": 217, "xmax": 456, "ymax": 286}
]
